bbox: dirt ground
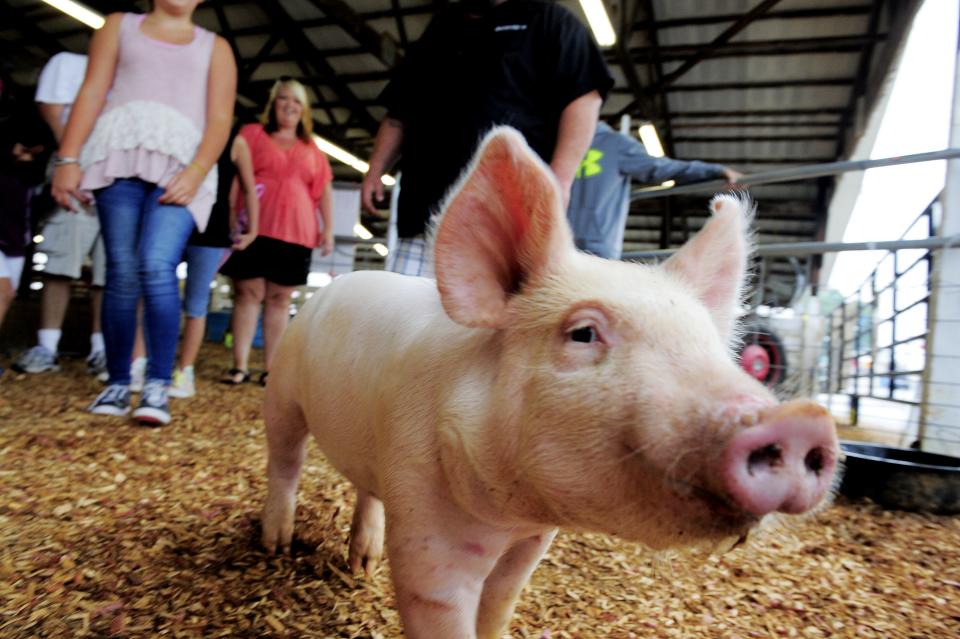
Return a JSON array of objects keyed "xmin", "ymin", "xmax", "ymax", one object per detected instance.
[{"xmin": 1, "ymin": 344, "xmax": 959, "ymax": 638}]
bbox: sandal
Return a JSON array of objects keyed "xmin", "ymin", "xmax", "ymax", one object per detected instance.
[
  {"xmin": 220, "ymin": 368, "xmax": 251, "ymax": 385},
  {"xmin": 258, "ymin": 371, "xmax": 269, "ymax": 387}
]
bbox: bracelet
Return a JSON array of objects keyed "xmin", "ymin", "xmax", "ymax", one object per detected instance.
[
  {"xmin": 53, "ymin": 155, "xmax": 80, "ymax": 167},
  {"xmin": 186, "ymin": 161, "xmax": 207, "ymax": 176}
]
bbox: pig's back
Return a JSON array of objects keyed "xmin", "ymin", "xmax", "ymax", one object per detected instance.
[{"xmin": 272, "ymin": 270, "xmax": 472, "ymax": 493}]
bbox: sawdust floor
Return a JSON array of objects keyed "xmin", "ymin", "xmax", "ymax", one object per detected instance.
[{"xmin": 1, "ymin": 344, "xmax": 959, "ymax": 638}]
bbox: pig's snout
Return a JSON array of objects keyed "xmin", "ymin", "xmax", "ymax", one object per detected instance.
[{"xmin": 721, "ymin": 401, "xmax": 838, "ymax": 517}]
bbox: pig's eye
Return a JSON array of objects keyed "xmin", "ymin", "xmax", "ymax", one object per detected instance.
[{"xmin": 569, "ymin": 326, "xmax": 597, "ymax": 343}]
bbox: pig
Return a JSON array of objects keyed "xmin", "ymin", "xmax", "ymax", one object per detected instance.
[{"xmin": 260, "ymin": 126, "xmax": 839, "ymax": 638}]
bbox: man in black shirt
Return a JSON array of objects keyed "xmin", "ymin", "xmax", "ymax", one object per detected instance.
[{"xmin": 361, "ymin": 0, "xmax": 613, "ymax": 276}]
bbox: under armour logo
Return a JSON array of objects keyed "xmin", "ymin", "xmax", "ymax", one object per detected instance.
[{"xmin": 576, "ymin": 149, "xmax": 604, "ymax": 178}]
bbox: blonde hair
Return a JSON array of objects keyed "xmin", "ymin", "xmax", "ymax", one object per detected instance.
[{"xmin": 261, "ymin": 78, "xmax": 313, "ymax": 142}]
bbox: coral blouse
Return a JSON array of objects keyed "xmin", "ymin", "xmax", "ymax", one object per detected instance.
[{"xmin": 240, "ymin": 123, "xmax": 332, "ymax": 248}]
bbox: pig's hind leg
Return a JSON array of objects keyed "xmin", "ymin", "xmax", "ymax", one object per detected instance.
[
  {"xmin": 261, "ymin": 388, "xmax": 309, "ymax": 554},
  {"xmin": 476, "ymin": 529, "xmax": 557, "ymax": 639},
  {"xmin": 348, "ymin": 489, "xmax": 385, "ymax": 577}
]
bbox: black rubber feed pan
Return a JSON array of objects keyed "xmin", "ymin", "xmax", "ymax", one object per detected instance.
[{"xmin": 839, "ymin": 441, "xmax": 960, "ymax": 514}]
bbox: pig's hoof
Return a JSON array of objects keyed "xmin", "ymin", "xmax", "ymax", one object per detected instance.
[
  {"xmin": 349, "ymin": 536, "xmax": 384, "ymax": 577},
  {"xmin": 261, "ymin": 505, "xmax": 295, "ymax": 554}
]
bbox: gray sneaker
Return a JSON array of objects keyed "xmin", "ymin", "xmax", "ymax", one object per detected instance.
[
  {"xmin": 13, "ymin": 345, "xmax": 60, "ymax": 373},
  {"xmin": 88, "ymin": 384, "xmax": 131, "ymax": 416},
  {"xmin": 133, "ymin": 381, "xmax": 171, "ymax": 426},
  {"xmin": 86, "ymin": 350, "xmax": 108, "ymax": 381}
]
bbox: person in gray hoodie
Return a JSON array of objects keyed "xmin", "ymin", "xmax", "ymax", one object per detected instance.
[{"xmin": 567, "ymin": 121, "xmax": 741, "ymax": 259}]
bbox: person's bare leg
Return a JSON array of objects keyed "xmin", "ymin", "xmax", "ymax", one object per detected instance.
[
  {"xmin": 90, "ymin": 287, "xmax": 103, "ymax": 334},
  {"xmin": 39, "ymin": 278, "xmax": 71, "ymax": 330},
  {"xmin": 262, "ymin": 282, "xmax": 296, "ymax": 372},
  {"xmin": 0, "ymin": 278, "xmax": 15, "ymax": 333},
  {"xmin": 132, "ymin": 310, "xmax": 146, "ymax": 360},
  {"xmin": 178, "ymin": 315, "xmax": 206, "ymax": 370},
  {"xmin": 229, "ymin": 278, "xmax": 264, "ymax": 380}
]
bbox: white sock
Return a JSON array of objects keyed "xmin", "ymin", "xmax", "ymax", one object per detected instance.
[
  {"xmin": 38, "ymin": 329, "xmax": 62, "ymax": 354},
  {"xmin": 90, "ymin": 332, "xmax": 105, "ymax": 353}
]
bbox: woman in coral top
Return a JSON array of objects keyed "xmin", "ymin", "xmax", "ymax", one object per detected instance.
[{"xmin": 220, "ymin": 78, "xmax": 334, "ymax": 386}]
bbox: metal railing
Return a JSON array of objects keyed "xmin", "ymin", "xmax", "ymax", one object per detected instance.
[{"xmin": 617, "ymin": 152, "xmax": 960, "ymax": 456}]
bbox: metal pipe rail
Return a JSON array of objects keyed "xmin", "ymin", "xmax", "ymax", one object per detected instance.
[
  {"xmin": 623, "ymin": 234, "xmax": 960, "ymax": 260},
  {"xmin": 630, "ymin": 148, "xmax": 960, "ymax": 201}
]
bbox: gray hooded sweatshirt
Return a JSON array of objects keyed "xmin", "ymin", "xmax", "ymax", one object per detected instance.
[{"xmin": 567, "ymin": 121, "xmax": 727, "ymax": 259}]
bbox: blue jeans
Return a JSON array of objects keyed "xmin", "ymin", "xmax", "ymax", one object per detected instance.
[
  {"xmin": 182, "ymin": 245, "xmax": 227, "ymax": 318},
  {"xmin": 95, "ymin": 178, "xmax": 196, "ymax": 385}
]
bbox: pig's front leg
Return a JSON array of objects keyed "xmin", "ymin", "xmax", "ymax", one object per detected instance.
[
  {"xmin": 386, "ymin": 505, "xmax": 513, "ymax": 638},
  {"xmin": 261, "ymin": 395, "xmax": 309, "ymax": 554},
  {"xmin": 349, "ymin": 488, "xmax": 385, "ymax": 576},
  {"xmin": 476, "ymin": 529, "xmax": 557, "ymax": 639}
]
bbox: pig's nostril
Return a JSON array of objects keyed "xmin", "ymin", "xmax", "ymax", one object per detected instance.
[
  {"xmin": 805, "ymin": 448, "xmax": 826, "ymax": 475},
  {"xmin": 747, "ymin": 444, "xmax": 782, "ymax": 476}
]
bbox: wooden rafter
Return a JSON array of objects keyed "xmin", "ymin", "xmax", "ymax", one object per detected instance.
[
  {"xmin": 618, "ymin": 0, "xmax": 786, "ymax": 117},
  {"xmin": 304, "ymin": 0, "xmax": 403, "ymax": 69},
  {"xmin": 0, "ymin": 2, "xmax": 69, "ymax": 56},
  {"xmin": 611, "ymin": 78, "xmax": 855, "ymax": 93},
  {"xmin": 391, "ymin": 0, "xmax": 410, "ymax": 48},
  {"xmin": 608, "ymin": 34, "xmax": 887, "ymax": 63},
  {"xmin": 611, "ymin": 0, "xmax": 651, "ymax": 118},
  {"xmin": 633, "ymin": 4, "xmax": 873, "ymax": 29},
  {"xmin": 257, "ymin": 0, "xmax": 380, "ymax": 144}
]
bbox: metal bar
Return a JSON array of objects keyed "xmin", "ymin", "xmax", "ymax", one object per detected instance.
[
  {"xmin": 617, "ymin": 0, "xmax": 786, "ymax": 117},
  {"xmin": 612, "ymin": 36, "xmax": 886, "ymax": 64},
  {"xmin": 623, "ymin": 233, "xmax": 960, "ymax": 259},
  {"xmin": 630, "ymin": 148, "xmax": 960, "ymax": 201},
  {"xmin": 672, "ymin": 108, "xmax": 848, "ymax": 118},
  {"xmin": 673, "ymin": 134, "xmax": 837, "ymax": 143},
  {"xmin": 919, "ymin": 206, "xmax": 937, "ymax": 447},
  {"xmin": 655, "ymin": 78, "xmax": 855, "ymax": 92},
  {"xmin": 889, "ymin": 250, "xmax": 900, "ymax": 400},
  {"xmin": 632, "ymin": 4, "xmax": 873, "ymax": 30},
  {"xmin": 869, "ymin": 270, "xmax": 878, "ymax": 397}
]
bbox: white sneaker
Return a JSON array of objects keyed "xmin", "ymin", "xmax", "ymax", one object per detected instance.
[
  {"xmin": 168, "ymin": 367, "xmax": 195, "ymax": 399},
  {"xmin": 130, "ymin": 357, "xmax": 147, "ymax": 393}
]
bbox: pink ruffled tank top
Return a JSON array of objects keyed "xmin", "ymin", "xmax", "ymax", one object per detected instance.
[{"xmin": 80, "ymin": 13, "xmax": 217, "ymax": 231}]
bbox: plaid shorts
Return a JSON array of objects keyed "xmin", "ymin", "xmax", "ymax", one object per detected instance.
[{"xmin": 386, "ymin": 236, "xmax": 434, "ymax": 278}]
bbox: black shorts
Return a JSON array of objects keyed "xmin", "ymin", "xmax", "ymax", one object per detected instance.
[{"xmin": 220, "ymin": 236, "xmax": 312, "ymax": 286}]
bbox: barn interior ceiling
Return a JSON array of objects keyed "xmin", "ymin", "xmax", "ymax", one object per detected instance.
[{"xmin": 0, "ymin": 0, "xmax": 922, "ymax": 301}]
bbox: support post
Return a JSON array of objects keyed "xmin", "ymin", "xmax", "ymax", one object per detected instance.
[{"xmin": 919, "ymin": 33, "xmax": 960, "ymax": 456}]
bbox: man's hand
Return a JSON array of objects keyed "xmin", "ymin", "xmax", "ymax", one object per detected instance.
[
  {"xmin": 361, "ymin": 171, "xmax": 385, "ymax": 215},
  {"xmin": 722, "ymin": 167, "xmax": 743, "ymax": 184},
  {"xmin": 12, "ymin": 143, "xmax": 44, "ymax": 163},
  {"xmin": 551, "ymin": 173, "xmax": 574, "ymax": 210}
]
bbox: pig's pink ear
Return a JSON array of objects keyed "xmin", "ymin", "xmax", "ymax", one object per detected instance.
[
  {"xmin": 663, "ymin": 194, "xmax": 755, "ymax": 341},
  {"xmin": 433, "ymin": 127, "xmax": 572, "ymax": 328}
]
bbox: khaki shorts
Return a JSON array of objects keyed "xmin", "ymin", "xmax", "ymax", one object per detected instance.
[{"xmin": 38, "ymin": 205, "xmax": 106, "ymax": 287}]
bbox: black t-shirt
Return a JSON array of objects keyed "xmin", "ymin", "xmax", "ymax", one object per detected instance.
[
  {"xmin": 188, "ymin": 133, "xmax": 236, "ymax": 248},
  {"xmin": 381, "ymin": 0, "xmax": 613, "ymax": 237}
]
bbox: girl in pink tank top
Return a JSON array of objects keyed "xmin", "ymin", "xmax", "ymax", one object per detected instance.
[{"xmin": 51, "ymin": 0, "xmax": 237, "ymax": 426}]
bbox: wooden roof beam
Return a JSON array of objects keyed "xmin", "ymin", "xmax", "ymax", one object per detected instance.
[
  {"xmin": 607, "ymin": 34, "xmax": 887, "ymax": 63},
  {"xmin": 621, "ymin": 78, "xmax": 855, "ymax": 93},
  {"xmin": 304, "ymin": 0, "xmax": 403, "ymax": 68},
  {"xmin": 633, "ymin": 4, "xmax": 873, "ymax": 30},
  {"xmin": 617, "ymin": 0, "xmax": 786, "ymax": 116}
]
